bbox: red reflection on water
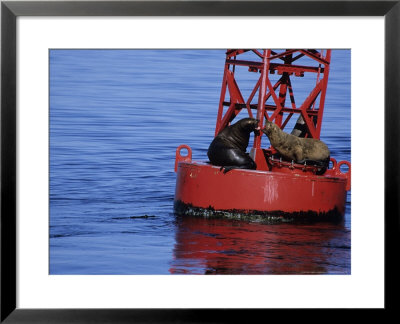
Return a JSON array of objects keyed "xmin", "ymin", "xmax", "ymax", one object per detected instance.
[{"xmin": 170, "ymin": 216, "xmax": 350, "ymax": 275}]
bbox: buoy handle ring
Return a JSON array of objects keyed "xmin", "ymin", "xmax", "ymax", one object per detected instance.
[
  {"xmin": 337, "ymin": 160, "xmax": 351, "ymax": 191},
  {"xmin": 175, "ymin": 145, "xmax": 192, "ymax": 172}
]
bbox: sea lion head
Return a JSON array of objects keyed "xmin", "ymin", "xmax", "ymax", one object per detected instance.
[
  {"xmin": 261, "ymin": 120, "xmax": 278, "ymax": 136},
  {"xmin": 235, "ymin": 118, "xmax": 260, "ymax": 133}
]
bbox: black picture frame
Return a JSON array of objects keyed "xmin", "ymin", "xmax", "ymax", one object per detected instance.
[{"xmin": 1, "ymin": 0, "xmax": 398, "ymax": 322}]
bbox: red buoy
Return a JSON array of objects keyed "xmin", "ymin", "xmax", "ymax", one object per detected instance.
[{"xmin": 174, "ymin": 49, "xmax": 350, "ymax": 222}]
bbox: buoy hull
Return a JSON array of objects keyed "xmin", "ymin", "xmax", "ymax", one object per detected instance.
[{"xmin": 174, "ymin": 161, "xmax": 348, "ymax": 222}]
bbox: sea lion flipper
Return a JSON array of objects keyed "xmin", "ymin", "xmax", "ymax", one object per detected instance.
[
  {"xmin": 221, "ymin": 162, "xmax": 257, "ymax": 174},
  {"xmin": 218, "ymin": 166, "xmax": 235, "ymax": 174},
  {"xmin": 222, "ymin": 166, "xmax": 237, "ymax": 174}
]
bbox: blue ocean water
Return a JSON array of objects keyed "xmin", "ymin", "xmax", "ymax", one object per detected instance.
[{"xmin": 49, "ymin": 49, "xmax": 351, "ymax": 275}]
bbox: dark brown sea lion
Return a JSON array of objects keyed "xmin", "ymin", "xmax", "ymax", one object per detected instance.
[
  {"xmin": 262, "ymin": 120, "xmax": 330, "ymax": 167},
  {"xmin": 208, "ymin": 118, "xmax": 259, "ymax": 173}
]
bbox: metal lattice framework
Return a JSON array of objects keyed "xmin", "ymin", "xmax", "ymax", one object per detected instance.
[{"xmin": 215, "ymin": 49, "xmax": 331, "ymax": 150}]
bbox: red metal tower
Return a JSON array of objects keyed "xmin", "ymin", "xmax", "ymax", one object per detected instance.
[{"xmin": 215, "ymin": 49, "xmax": 332, "ymax": 170}]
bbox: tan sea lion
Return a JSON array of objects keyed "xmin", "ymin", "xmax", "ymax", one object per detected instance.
[
  {"xmin": 208, "ymin": 118, "xmax": 259, "ymax": 173},
  {"xmin": 262, "ymin": 120, "xmax": 330, "ymax": 167}
]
